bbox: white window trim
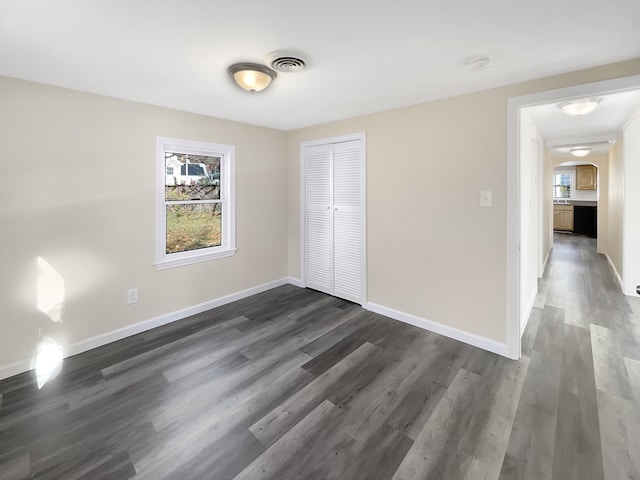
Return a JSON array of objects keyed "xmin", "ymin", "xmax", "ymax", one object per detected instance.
[{"xmin": 155, "ymin": 136, "xmax": 236, "ymax": 270}]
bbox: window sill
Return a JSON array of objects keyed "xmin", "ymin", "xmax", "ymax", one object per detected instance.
[{"xmin": 155, "ymin": 248, "xmax": 237, "ymax": 270}]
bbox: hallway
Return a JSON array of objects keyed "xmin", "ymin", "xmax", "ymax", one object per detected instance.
[{"xmin": 500, "ymin": 233, "xmax": 640, "ymax": 479}]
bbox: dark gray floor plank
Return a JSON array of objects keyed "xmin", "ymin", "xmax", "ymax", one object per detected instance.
[
  {"xmin": 596, "ymin": 388, "xmax": 640, "ymax": 480},
  {"xmin": 550, "ymin": 324, "xmax": 604, "ymax": 480},
  {"xmin": 299, "ymin": 309, "xmax": 370, "ymax": 358},
  {"xmin": 129, "ymin": 365, "xmax": 314, "ymax": 479},
  {"xmin": 390, "ymin": 368, "xmax": 487, "ymax": 480},
  {"xmin": 386, "ymin": 335, "xmax": 471, "ymax": 440},
  {"xmin": 590, "ymin": 323, "xmax": 635, "ymax": 400},
  {"xmin": 625, "ymin": 356, "xmax": 640, "ymax": 403},
  {"xmin": 249, "ymin": 342, "xmax": 380, "ymax": 447},
  {"xmin": 235, "ymin": 399, "xmax": 346, "ymax": 480},
  {"xmin": 551, "ymin": 389, "xmax": 604, "ymax": 480},
  {"xmin": 340, "ymin": 422, "xmax": 413, "ymax": 480},
  {"xmin": 340, "ymin": 336, "xmax": 456, "ymax": 444},
  {"xmin": 299, "ymin": 315, "xmax": 371, "ymax": 376},
  {"xmin": 0, "ymin": 451, "xmax": 30, "ymax": 480}
]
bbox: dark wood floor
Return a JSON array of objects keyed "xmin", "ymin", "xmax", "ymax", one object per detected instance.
[{"xmin": 1, "ymin": 234, "xmax": 638, "ymax": 480}]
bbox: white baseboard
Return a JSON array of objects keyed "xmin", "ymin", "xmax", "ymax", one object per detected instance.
[
  {"xmin": 540, "ymin": 250, "xmax": 550, "ymax": 277},
  {"xmin": 0, "ymin": 358, "xmax": 32, "ymax": 382},
  {"xmin": 365, "ymin": 302, "xmax": 509, "ymax": 357},
  {"xmin": 605, "ymin": 253, "xmax": 624, "ymax": 291},
  {"xmin": 520, "ymin": 286, "xmax": 538, "ymax": 336},
  {"xmin": 0, "ymin": 277, "xmax": 290, "ymax": 382},
  {"xmin": 288, "ymin": 277, "xmax": 303, "ymax": 288}
]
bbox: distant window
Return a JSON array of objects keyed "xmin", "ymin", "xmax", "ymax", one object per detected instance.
[
  {"xmin": 156, "ymin": 137, "xmax": 236, "ymax": 269},
  {"xmin": 553, "ymin": 173, "xmax": 571, "ymax": 198},
  {"xmin": 180, "ymin": 164, "xmax": 207, "ymax": 177}
]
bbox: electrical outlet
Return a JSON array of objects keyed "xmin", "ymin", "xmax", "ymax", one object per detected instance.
[{"xmin": 127, "ymin": 288, "xmax": 139, "ymax": 304}]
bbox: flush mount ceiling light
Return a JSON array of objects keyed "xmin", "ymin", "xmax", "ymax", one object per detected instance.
[
  {"xmin": 570, "ymin": 147, "xmax": 591, "ymax": 157},
  {"xmin": 551, "ymin": 139, "xmax": 615, "ymax": 156},
  {"xmin": 228, "ymin": 63, "xmax": 277, "ymax": 92},
  {"xmin": 557, "ymin": 98, "xmax": 602, "ymax": 116}
]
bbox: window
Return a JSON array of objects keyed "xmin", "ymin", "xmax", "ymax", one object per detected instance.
[
  {"xmin": 553, "ymin": 173, "xmax": 571, "ymax": 198},
  {"xmin": 156, "ymin": 137, "xmax": 235, "ymax": 269}
]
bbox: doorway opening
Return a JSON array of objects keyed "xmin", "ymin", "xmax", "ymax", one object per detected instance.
[
  {"xmin": 551, "ymin": 161, "xmax": 599, "ymax": 241},
  {"xmin": 506, "ymin": 74, "xmax": 640, "ymax": 359}
]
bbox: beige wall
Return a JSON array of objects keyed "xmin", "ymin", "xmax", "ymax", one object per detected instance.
[
  {"xmin": 0, "ymin": 77, "xmax": 288, "ymax": 370},
  {"xmin": 287, "ymin": 59, "xmax": 640, "ymax": 344},
  {"xmin": 608, "ymin": 138, "xmax": 625, "ymax": 277}
]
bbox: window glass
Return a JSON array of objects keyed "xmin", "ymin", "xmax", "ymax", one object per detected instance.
[
  {"xmin": 156, "ymin": 137, "xmax": 235, "ymax": 269},
  {"xmin": 553, "ymin": 173, "xmax": 571, "ymax": 198},
  {"xmin": 165, "ymin": 153, "xmax": 221, "ymax": 200},
  {"xmin": 166, "ymin": 203, "xmax": 222, "ymax": 254}
]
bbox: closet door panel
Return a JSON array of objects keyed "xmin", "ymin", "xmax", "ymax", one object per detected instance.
[
  {"xmin": 305, "ymin": 145, "xmax": 333, "ymax": 293},
  {"xmin": 332, "ymin": 141, "xmax": 362, "ymax": 301},
  {"xmin": 333, "ymin": 142, "xmax": 361, "ymax": 207},
  {"xmin": 333, "ymin": 207, "xmax": 361, "ymax": 302}
]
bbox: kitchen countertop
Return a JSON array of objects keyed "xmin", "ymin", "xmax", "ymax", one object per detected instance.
[{"xmin": 553, "ymin": 200, "xmax": 597, "ymax": 207}]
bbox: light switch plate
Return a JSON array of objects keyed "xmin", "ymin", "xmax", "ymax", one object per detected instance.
[
  {"xmin": 127, "ymin": 288, "xmax": 139, "ymax": 304},
  {"xmin": 480, "ymin": 190, "xmax": 492, "ymax": 207}
]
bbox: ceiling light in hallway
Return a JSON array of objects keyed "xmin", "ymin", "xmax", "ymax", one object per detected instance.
[
  {"xmin": 557, "ymin": 98, "xmax": 601, "ymax": 116},
  {"xmin": 570, "ymin": 147, "xmax": 591, "ymax": 157}
]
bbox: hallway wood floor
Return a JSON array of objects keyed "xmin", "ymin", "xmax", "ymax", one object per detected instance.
[{"xmin": 1, "ymin": 234, "xmax": 638, "ymax": 480}]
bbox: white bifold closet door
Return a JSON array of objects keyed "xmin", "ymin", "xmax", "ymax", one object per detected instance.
[{"xmin": 305, "ymin": 139, "xmax": 363, "ymax": 304}]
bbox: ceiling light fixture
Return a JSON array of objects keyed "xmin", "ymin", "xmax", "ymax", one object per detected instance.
[
  {"xmin": 228, "ymin": 63, "xmax": 277, "ymax": 92},
  {"xmin": 557, "ymin": 98, "xmax": 601, "ymax": 116},
  {"xmin": 570, "ymin": 147, "xmax": 591, "ymax": 157}
]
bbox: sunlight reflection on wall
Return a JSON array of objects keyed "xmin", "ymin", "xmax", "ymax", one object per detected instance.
[
  {"xmin": 37, "ymin": 256, "xmax": 65, "ymax": 323},
  {"xmin": 34, "ymin": 257, "xmax": 66, "ymax": 388}
]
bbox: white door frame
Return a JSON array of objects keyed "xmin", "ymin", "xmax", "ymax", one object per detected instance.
[
  {"xmin": 300, "ymin": 132, "xmax": 367, "ymax": 306},
  {"xmin": 506, "ymin": 74, "xmax": 640, "ymax": 359}
]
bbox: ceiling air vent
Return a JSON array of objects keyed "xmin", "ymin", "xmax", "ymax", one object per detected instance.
[{"xmin": 269, "ymin": 52, "xmax": 306, "ymax": 73}]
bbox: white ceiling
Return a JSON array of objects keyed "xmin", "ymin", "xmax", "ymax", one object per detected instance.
[{"xmin": 1, "ymin": 0, "xmax": 639, "ymax": 131}]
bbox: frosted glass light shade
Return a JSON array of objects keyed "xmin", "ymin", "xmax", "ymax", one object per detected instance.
[
  {"xmin": 570, "ymin": 147, "xmax": 591, "ymax": 157},
  {"xmin": 229, "ymin": 63, "xmax": 276, "ymax": 92},
  {"xmin": 558, "ymin": 98, "xmax": 601, "ymax": 116}
]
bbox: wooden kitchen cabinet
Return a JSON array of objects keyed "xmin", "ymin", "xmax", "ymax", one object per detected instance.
[
  {"xmin": 576, "ymin": 165, "xmax": 597, "ymax": 190},
  {"xmin": 554, "ymin": 204, "xmax": 574, "ymax": 231}
]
